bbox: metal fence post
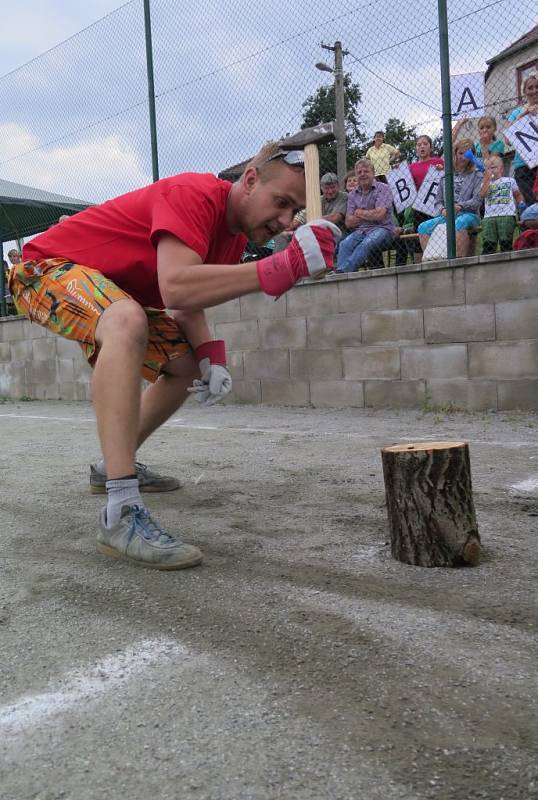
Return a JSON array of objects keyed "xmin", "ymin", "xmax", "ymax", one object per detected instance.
[
  {"xmin": 0, "ymin": 243, "xmax": 7, "ymax": 318},
  {"xmin": 438, "ymin": 0, "xmax": 456, "ymax": 260},
  {"xmin": 143, "ymin": 0, "xmax": 159, "ymax": 182}
]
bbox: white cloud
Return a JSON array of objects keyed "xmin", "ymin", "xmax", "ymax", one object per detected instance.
[{"xmin": 0, "ymin": 123, "xmax": 151, "ymax": 202}]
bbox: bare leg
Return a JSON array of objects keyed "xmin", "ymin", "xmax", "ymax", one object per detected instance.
[
  {"xmin": 92, "ymin": 300, "xmax": 149, "ymax": 480},
  {"xmin": 419, "ymin": 234, "xmax": 429, "ymax": 253},
  {"xmin": 455, "ymin": 230, "xmax": 470, "ymax": 258},
  {"xmin": 136, "ymin": 352, "xmax": 198, "ymax": 448}
]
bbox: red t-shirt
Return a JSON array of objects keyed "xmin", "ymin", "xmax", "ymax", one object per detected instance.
[
  {"xmin": 409, "ymin": 157, "xmax": 444, "ymax": 189},
  {"xmin": 24, "ymin": 173, "xmax": 248, "ymax": 308}
]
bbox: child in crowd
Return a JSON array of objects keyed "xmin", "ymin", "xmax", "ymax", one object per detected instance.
[
  {"xmin": 453, "ymin": 115, "xmax": 505, "ymax": 159},
  {"xmin": 417, "ymin": 138, "xmax": 482, "ymax": 258},
  {"xmin": 480, "ymin": 155, "xmax": 524, "ymax": 254},
  {"xmin": 345, "ymin": 170, "xmax": 357, "ymax": 192}
]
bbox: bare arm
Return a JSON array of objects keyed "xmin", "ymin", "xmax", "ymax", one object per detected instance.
[
  {"xmin": 167, "ymin": 308, "xmax": 212, "ymax": 350},
  {"xmin": 514, "ymin": 188, "xmax": 525, "ymax": 205},
  {"xmin": 157, "ymin": 234, "xmax": 260, "ymax": 312},
  {"xmin": 480, "ymin": 172, "xmax": 492, "ymax": 198},
  {"xmin": 452, "ymin": 118, "xmax": 466, "ymax": 139}
]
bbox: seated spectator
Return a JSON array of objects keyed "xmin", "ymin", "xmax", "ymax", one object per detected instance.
[
  {"xmin": 453, "ymin": 115, "xmax": 505, "ymax": 159},
  {"xmin": 365, "ymin": 131, "xmax": 400, "ymax": 183},
  {"xmin": 7, "ymin": 248, "xmax": 21, "ymax": 266},
  {"xmin": 408, "ymin": 134, "xmax": 444, "ymax": 262},
  {"xmin": 320, "ymin": 172, "xmax": 348, "ymax": 234},
  {"xmin": 345, "ymin": 170, "xmax": 357, "ymax": 192},
  {"xmin": 417, "ymin": 138, "xmax": 482, "ymax": 258},
  {"xmin": 514, "ymin": 171, "xmax": 538, "ymax": 250},
  {"xmin": 336, "ymin": 159, "xmax": 395, "ymax": 272},
  {"xmin": 505, "ymin": 72, "xmax": 538, "ymax": 206},
  {"xmin": 480, "ymin": 155, "xmax": 524, "ymax": 254}
]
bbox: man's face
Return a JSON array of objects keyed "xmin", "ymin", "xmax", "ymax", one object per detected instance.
[
  {"xmin": 321, "ymin": 181, "xmax": 339, "ymax": 201},
  {"xmin": 239, "ymin": 162, "xmax": 306, "ymax": 245},
  {"xmin": 355, "ymin": 164, "xmax": 375, "ymax": 189},
  {"xmin": 374, "ymin": 133, "xmax": 384, "ymax": 146}
]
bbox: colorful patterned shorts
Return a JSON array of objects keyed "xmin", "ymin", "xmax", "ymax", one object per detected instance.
[{"xmin": 9, "ymin": 259, "xmax": 190, "ymax": 383}]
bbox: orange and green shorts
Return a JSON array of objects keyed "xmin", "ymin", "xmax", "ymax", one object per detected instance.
[{"xmin": 9, "ymin": 258, "xmax": 191, "ymax": 383}]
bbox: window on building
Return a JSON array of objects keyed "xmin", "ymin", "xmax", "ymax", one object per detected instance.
[{"xmin": 517, "ymin": 59, "xmax": 538, "ymax": 101}]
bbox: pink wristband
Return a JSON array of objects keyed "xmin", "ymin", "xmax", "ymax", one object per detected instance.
[{"xmin": 194, "ymin": 339, "xmax": 226, "ymax": 366}]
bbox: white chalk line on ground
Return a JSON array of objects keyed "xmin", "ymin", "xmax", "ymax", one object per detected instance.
[
  {"xmin": 269, "ymin": 582, "xmax": 538, "ymax": 692},
  {"xmin": 0, "ymin": 412, "xmax": 536, "ymax": 448},
  {"xmin": 0, "ymin": 639, "xmax": 188, "ymax": 734},
  {"xmin": 509, "ymin": 475, "xmax": 538, "ymax": 493}
]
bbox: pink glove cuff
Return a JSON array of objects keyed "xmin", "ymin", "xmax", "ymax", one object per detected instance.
[{"xmin": 194, "ymin": 339, "xmax": 226, "ymax": 366}]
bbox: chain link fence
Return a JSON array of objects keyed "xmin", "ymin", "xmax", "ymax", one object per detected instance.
[{"xmin": 0, "ymin": 0, "xmax": 536, "ymax": 286}]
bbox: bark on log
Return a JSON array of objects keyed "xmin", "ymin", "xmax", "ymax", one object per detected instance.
[{"xmin": 381, "ymin": 441, "xmax": 480, "ymax": 567}]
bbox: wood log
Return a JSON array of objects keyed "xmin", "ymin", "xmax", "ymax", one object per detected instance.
[{"xmin": 381, "ymin": 441, "xmax": 480, "ymax": 567}]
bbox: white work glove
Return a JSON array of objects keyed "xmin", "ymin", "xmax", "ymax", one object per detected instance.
[{"xmin": 188, "ymin": 339, "xmax": 232, "ymax": 406}]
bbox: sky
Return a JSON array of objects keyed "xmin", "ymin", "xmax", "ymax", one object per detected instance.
[{"xmin": 0, "ymin": 0, "xmax": 534, "ymax": 234}]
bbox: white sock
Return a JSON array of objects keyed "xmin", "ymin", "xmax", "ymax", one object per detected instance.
[{"xmin": 105, "ymin": 478, "xmax": 143, "ymax": 527}]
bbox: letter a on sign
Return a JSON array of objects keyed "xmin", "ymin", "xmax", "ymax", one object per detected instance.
[
  {"xmin": 450, "ymin": 72, "xmax": 485, "ymax": 120},
  {"xmin": 504, "ymin": 114, "xmax": 538, "ymax": 168},
  {"xmin": 387, "ymin": 162, "xmax": 417, "ymax": 213}
]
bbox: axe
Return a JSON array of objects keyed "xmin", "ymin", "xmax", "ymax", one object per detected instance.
[{"xmin": 279, "ymin": 122, "xmax": 336, "ymax": 221}]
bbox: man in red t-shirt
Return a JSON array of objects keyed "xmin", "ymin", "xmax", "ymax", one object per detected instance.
[{"xmin": 10, "ymin": 142, "xmax": 340, "ymax": 570}]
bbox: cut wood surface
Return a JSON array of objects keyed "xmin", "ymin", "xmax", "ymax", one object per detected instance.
[{"xmin": 381, "ymin": 441, "xmax": 481, "ymax": 568}]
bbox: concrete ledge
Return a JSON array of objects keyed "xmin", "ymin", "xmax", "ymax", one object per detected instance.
[{"xmin": 2, "ymin": 254, "xmax": 537, "ymax": 411}]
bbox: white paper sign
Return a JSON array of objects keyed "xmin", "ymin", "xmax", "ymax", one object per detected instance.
[
  {"xmin": 450, "ymin": 72, "xmax": 484, "ymax": 120},
  {"xmin": 412, "ymin": 166, "xmax": 445, "ymax": 216},
  {"xmin": 504, "ymin": 114, "xmax": 538, "ymax": 169},
  {"xmin": 387, "ymin": 162, "xmax": 417, "ymax": 213}
]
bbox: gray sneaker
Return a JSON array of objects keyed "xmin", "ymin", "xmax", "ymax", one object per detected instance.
[
  {"xmin": 90, "ymin": 461, "xmax": 181, "ymax": 494},
  {"xmin": 97, "ymin": 505, "xmax": 203, "ymax": 570}
]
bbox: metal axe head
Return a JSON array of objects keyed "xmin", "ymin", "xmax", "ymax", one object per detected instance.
[{"xmin": 278, "ymin": 122, "xmax": 336, "ymax": 150}]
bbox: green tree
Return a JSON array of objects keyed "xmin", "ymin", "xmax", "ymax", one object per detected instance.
[
  {"xmin": 383, "ymin": 117, "xmax": 417, "ymax": 163},
  {"xmin": 301, "ymin": 73, "xmax": 368, "ymax": 175},
  {"xmin": 431, "ymin": 130, "xmax": 444, "ymax": 157}
]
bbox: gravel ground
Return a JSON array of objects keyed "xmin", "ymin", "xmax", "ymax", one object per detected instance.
[{"xmin": 0, "ymin": 399, "xmax": 537, "ymax": 800}]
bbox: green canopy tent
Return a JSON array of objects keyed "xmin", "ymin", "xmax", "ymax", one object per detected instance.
[{"xmin": 1, "ymin": 177, "xmax": 91, "ymax": 316}]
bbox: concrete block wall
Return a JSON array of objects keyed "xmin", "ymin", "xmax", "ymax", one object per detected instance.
[
  {"xmin": 204, "ymin": 249, "xmax": 538, "ymax": 412},
  {"xmin": 0, "ymin": 317, "xmax": 92, "ymax": 401},
  {"xmin": 1, "ymin": 249, "xmax": 537, "ymax": 411}
]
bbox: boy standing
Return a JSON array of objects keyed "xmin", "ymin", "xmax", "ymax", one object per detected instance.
[{"xmin": 480, "ymin": 155, "xmax": 524, "ymax": 254}]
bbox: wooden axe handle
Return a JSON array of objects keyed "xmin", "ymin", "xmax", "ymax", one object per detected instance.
[{"xmin": 304, "ymin": 143, "xmax": 321, "ymax": 222}]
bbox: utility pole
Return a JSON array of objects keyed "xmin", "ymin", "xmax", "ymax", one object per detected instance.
[{"xmin": 320, "ymin": 41, "xmax": 348, "ymax": 185}]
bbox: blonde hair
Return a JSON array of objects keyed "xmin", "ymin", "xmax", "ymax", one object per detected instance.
[
  {"xmin": 478, "ymin": 116, "xmax": 497, "ymax": 131},
  {"xmin": 454, "ymin": 138, "xmax": 475, "ymax": 173},
  {"xmin": 522, "ymin": 71, "xmax": 538, "ymax": 97},
  {"xmin": 243, "ymin": 141, "xmax": 303, "ymax": 181}
]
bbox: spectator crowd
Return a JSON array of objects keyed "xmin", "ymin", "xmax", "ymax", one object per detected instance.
[{"xmin": 271, "ymin": 70, "xmax": 538, "ymax": 271}]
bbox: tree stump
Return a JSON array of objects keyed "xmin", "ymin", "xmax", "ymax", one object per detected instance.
[{"xmin": 381, "ymin": 441, "xmax": 480, "ymax": 567}]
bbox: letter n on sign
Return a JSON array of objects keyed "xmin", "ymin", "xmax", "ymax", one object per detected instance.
[
  {"xmin": 504, "ymin": 114, "xmax": 538, "ymax": 169},
  {"xmin": 450, "ymin": 72, "xmax": 485, "ymax": 120}
]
